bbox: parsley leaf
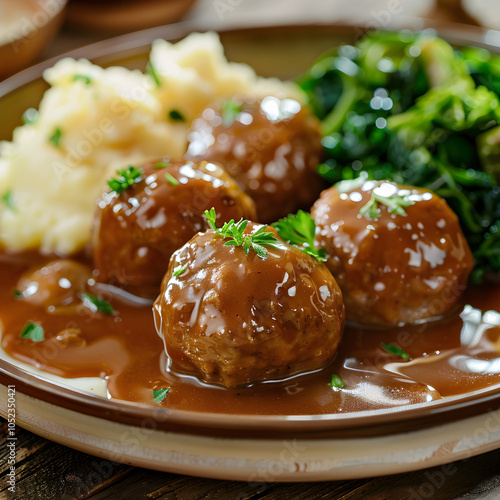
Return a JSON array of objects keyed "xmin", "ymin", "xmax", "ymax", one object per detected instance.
[
  {"xmin": 2, "ymin": 190, "xmax": 15, "ymax": 211},
  {"xmin": 49, "ymin": 127, "xmax": 62, "ymax": 148},
  {"xmin": 272, "ymin": 210, "xmax": 326, "ymax": 262},
  {"xmin": 146, "ymin": 61, "xmax": 161, "ymax": 87},
  {"xmin": 381, "ymin": 343, "xmax": 410, "ymax": 361},
  {"xmin": 107, "ymin": 166, "xmax": 144, "ymax": 195},
  {"xmin": 154, "ymin": 162, "xmax": 172, "ymax": 168},
  {"xmin": 20, "ymin": 321, "xmax": 45, "ymax": 342},
  {"xmin": 79, "ymin": 292, "xmax": 114, "ymax": 315},
  {"xmin": 359, "ymin": 192, "xmax": 415, "ymax": 220},
  {"xmin": 153, "ymin": 387, "xmax": 170, "ymax": 403},
  {"xmin": 204, "ymin": 208, "xmax": 284, "ymax": 260},
  {"xmin": 73, "ymin": 74, "xmax": 92, "ymax": 84},
  {"xmin": 164, "ymin": 172, "xmax": 179, "ymax": 186},
  {"xmin": 22, "ymin": 108, "xmax": 39, "ymax": 125},
  {"xmin": 168, "ymin": 109, "xmax": 185, "ymax": 122},
  {"xmin": 173, "ymin": 265, "xmax": 187, "ymax": 276},
  {"xmin": 221, "ymin": 99, "xmax": 243, "ymax": 127},
  {"xmin": 328, "ymin": 374, "xmax": 345, "ymax": 388}
]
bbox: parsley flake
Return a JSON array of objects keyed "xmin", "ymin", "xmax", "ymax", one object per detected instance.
[
  {"xmin": 164, "ymin": 172, "xmax": 179, "ymax": 186},
  {"xmin": 79, "ymin": 292, "xmax": 114, "ymax": 315},
  {"xmin": 146, "ymin": 61, "xmax": 161, "ymax": 87},
  {"xmin": 22, "ymin": 108, "xmax": 39, "ymax": 125},
  {"xmin": 328, "ymin": 374, "xmax": 345, "ymax": 389},
  {"xmin": 335, "ymin": 171, "xmax": 369, "ymax": 193},
  {"xmin": 221, "ymin": 99, "xmax": 243, "ymax": 127},
  {"xmin": 107, "ymin": 166, "xmax": 144, "ymax": 195},
  {"xmin": 168, "ymin": 110, "xmax": 185, "ymax": 122},
  {"xmin": 153, "ymin": 387, "xmax": 170, "ymax": 403},
  {"xmin": 49, "ymin": 127, "xmax": 62, "ymax": 148},
  {"xmin": 12, "ymin": 289, "xmax": 23, "ymax": 299},
  {"xmin": 359, "ymin": 192, "xmax": 415, "ymax": 220},
  {"xmin": 204, "ymin": 207, "xmax": 284, "ymax": 260},
  {"xmin": 381, "ymin": 343, "xmax": 410, "ymax": 361},
  {"xmin": 154, "ymin": 162, "xmax": 172, "ymax": 169},
  {"xmin": 173, "ymin": 265, "xmax": 187, "ymax": 277},
  {"xmin": 19, "ymin": 321, "xmax": 45, "ymax": 342},
  {"xmin": 2, "ymin": 190, "xmax": 15, "ymax": 211},
  {"xmin": 73, "ymin": 74, "xmax": 92, "ymax": 84},
  {"xmin": 272, "ymin": 210, "xmax": 326, "ymax": 262}
]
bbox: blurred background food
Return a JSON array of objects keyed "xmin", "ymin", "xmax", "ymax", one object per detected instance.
[{"xmin": 0, "ymin": 0, "xmax": 499, "ymax": 81}]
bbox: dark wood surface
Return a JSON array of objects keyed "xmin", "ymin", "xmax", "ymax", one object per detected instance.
[{"xmin": 1, "ymin": 418, "xmax": 500, "ymax": 499}]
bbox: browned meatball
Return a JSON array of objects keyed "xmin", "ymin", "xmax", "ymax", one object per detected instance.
[
  {"xmin": 93, "ymin": 159, "xmax": 256, "ymax": 298},
  {"xmin": 15, "ymin": 259, "xmax": 93, "ymax": 312},
  {"xmin": 153, "ymin": 223, "xmax": 345, "ymax": 388},
  {"xmin": 311, "ymin": 179, "xmax": 474, "ymax": 326},
  {"xmin": 185, "ymin": 96, "xmax": 325, "ymax": 223}
]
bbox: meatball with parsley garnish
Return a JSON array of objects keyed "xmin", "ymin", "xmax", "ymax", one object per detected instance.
[
  {"xmin": 311, "ymin": 176, "xmax": 474, "ymax": 326},
  {"xmin": 154, "ymin": 208, "xmax": 345, "ymax": 388},
  {"xmin": 185, "ymin": 96, "xmax": 325, "ymax": 223},
  {"xmin": 93, "ymin": 160, "xmax": 256, "ymax": 299}
]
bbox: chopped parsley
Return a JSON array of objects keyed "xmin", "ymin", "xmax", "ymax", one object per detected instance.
[
  {"xmin": 49, "ymin": 127, "xmax": 63, "ymax": 148},
  {"xmin": 164, "ymin": 172, "xmax": 179, "ymax": 186},
  {"xmin": 204, "ymin": 207, "xmax": 284, "ymax": 260},
  {"xmin": 146, "ymin": 61, "xmax": 161, "ymax": 87},
  {"xmin": 335, "ymin": 171, "xmax": 369, "ymax": 193},
  {"xmin": 19, "ymin": 321, "xmax": 45, "ymax": 342},
  {"xmin": 154, "ymin": 162, "xmax": 172, "ymax": 169},
  {"xmin": 79, "ymin": 292, "xmax": 114, "ymax": 315},
  {"xmin": 107, "ymin": 166, "xmax": 143, "ymax": 195},
  {"xmin": 328, "ymin": 374, "xmax": 345, "ymax": 389},
  {"xmin": 360, "ymin": 192, "xmax": 415, "ymax": 220},
  {"xmin": 381, "ymin": 343, "xmax": 410, "ymax": 361},
  {"xmin": 12, "ymin": 289, "xmax": 23, "ymax": 299},
  {"xmin": 173, "ymin": 265, "xmax": 187, "ymax": 277},
  {"xmin": 153, "ymin": 387, "xmax": 170, "ymax": 403},
  {"xmin": 168, "ymin": 109, "xmax": 185, "ymax": 122},
  {"xmin": 221, "ymin": 99, "xmax": 243, "ymax": 127},
  {"xmin": 22, "ymin": 107, "xmax": 39, "ymax": 125},
  {"xmin": 73, "ymin": 74, "xmax": 92, "ymax": 84},
  {"xmin": 272, "ymin": 210, "xmax": 326, "ymax": 262},
  {"xmin": 2, "ymin": 190, "xmax": 14, "ymax": 211}
]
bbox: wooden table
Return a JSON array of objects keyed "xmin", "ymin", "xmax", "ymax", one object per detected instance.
[
  {"xmin": 3, "ymin": 2, "xmax": 500, "ymax": 499},
  {"xmin": 1, "ymin": 417, "xmax": 500, "ymax": 499}
]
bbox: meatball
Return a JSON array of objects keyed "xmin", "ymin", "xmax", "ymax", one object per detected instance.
[
  {"xmin": 93, "ymin": 159, "xmax": 256, "ymax": 298},
  {"xmin": 311, "ymin": 179, "xmax": 474, "ymax": 326},
  {"xmin": 154, "ymin": 223, "xmax": 345, "ymax": 388},
  {"xmin": 15, "ymin": 260, "xmax": 93, "ymax": 312},
  {"xmin": 185, "ymin": 96, "xmax": 325, "ymax": 223}
]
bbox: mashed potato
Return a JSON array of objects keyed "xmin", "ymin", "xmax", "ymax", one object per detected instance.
[{"xmin": 0, "ymin": 32, "xmax": 300, "ymax": 255}]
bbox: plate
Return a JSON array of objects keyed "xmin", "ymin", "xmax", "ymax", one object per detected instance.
[{"xmin": 2, "ymin": 20, "xmax": 500, "ymax": 481}]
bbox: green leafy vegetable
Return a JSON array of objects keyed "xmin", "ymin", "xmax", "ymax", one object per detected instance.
[
  {"xmin": 164, "ymin": 172, "xmax": 179, "ymax": 186},
  {"xmin": 49, "ymin": 127, "xmax": 62, "ymax": 148},
  {"xmin": 146, "ymin": 62, "xmax": 161, "ymax": 87},
  {"xmin": 19, "ymin": 321, "xmax": 44, "ymax": 342},
  {"xmin": 79, "ymin": 292, "xmax": 114, "ymax": 315},
  {"xmin": 153, "ymin": 388, "xmax": 170, "ymax": 403},
  {"xmin": 381, "ymin": 343, "xmax": 410, "ymax": 361},
  {"xmin": 328, "ymin": 374, "xmax": 345, "ymax": 388},
  {"xmin": 2, "ymin": 190, "xmax": 14, "ymax": 211},
  {"xmin": 22, "ymin": 108, "xmax": 39, "ymax": 125},
  {"xmin": 359, "ymin": 191, "xmax": 415, "ymax": 220},
  {"xmin": 73, "ymin": 74, "xmax": 92, "ymax": 84},
  {"xmin": 204, "ymin": 207, "xmax": 284, "ymax": 259},
  {"xmin": 173, "ymin": 265, "xmax": 187, "ymax": 277},
  {"xmin": 168, "ymin": 110, "xmax": 185, "ymax": 122},
  {"xmin": 299, "ymin": 30, "xmax": 500, "ymax": 282},
  {"xmin": 107, "ymin": 166, "xmax": 143, "ymax": 194},
  {"xmin": 272, "ymin": 210, "xmax": 326, "ymax": 262},
  {"xmin": 221, "ymin": 99, "xmax": 243, "ymax": 127}
]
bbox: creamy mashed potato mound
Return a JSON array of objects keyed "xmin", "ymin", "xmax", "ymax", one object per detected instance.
[{"xmin": 0, "ymin": 32, "xmax": 300, "ymax": 255}]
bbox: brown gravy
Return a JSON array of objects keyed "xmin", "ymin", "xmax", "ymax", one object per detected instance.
[{"xmin": 1, "ymin": 255, "xmax": 500, "ymax": 415}]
